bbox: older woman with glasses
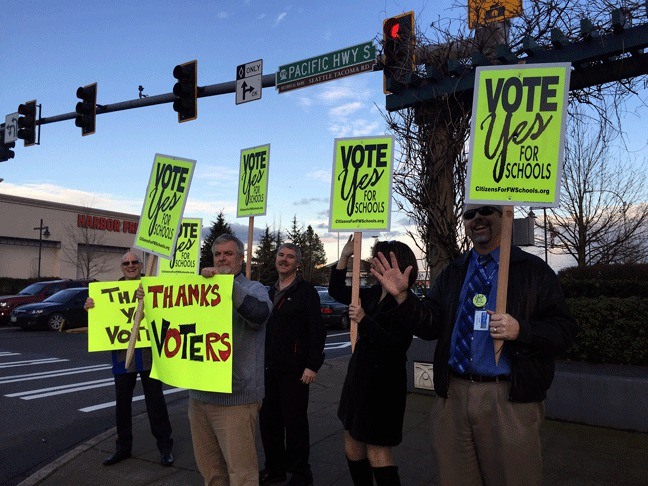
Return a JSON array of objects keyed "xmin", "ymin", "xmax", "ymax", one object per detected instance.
[{"xmin": 329, "ymin": 236, "xmax": 418, "ymax": 486}]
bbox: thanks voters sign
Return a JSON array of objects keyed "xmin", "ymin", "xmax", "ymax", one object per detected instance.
[
  {"xmin": 157, "ymin": 218, "xmax": 202, "ymax": 276},
  {"xmin": 237, "ymin": 144, "xmax": 270, "ymax": 217},
  {"xmin": 329, "ymin": 136, "xmax": 394, "ymax": 232},
  {"xmin": 87, "ymin": 281, "xmax": 152, "ymax": 352},
  {"xmin": 465, "ymin": 63, "xmax": 570, "ymax": 207},
  {"xmin": 142, "ymin": 275, "xmax": 234, "ymax": 393},
  {"xmin": 134, "ymin": 154, "xmax": 196, "ymax": 258}
]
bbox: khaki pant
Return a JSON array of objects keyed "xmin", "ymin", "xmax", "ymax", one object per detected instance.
[
  {"xmin": 431, "ymin": 377, "xmax": 544, "ymax": 486},
  {"xmin": 188, "ymin": 398, "xmax": 262, "ymax": 486}
]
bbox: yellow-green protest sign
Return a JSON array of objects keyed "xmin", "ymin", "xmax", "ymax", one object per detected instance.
[
  {"xmin": 87, "ymin": 281, "xmax": 152, "ymax": 352},
  {"xmin": 157, "ymin": 218, "xmax": 202, "ymax": 276},
  {"xmin": 142, "ymin": 275, "xmax": 233, "ymax": 393},
  {"xmin": 237, "ymin": 144, "xmax": 270, "ymax": 217},
  {"xmin": 134, "ymin": 153, "xmax": 196, "ymax": 258},
  {"xmin": 329, "ymin": 136, "xmax": 394, "ymax": 231},
  {"xmin": 466, "ymin": 63, "xmax": 570, "ymax": 207}
]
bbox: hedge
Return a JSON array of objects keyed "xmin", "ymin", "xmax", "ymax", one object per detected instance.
[
  {"xmin": 565, "ymin": 297, "xmax": 648, "ymax": 366},
  {"xmin": 558, "ymin": 264, "xmax": 648, "ymax": 366}
]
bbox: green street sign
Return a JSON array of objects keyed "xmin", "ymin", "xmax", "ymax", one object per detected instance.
[{"xmin": 276, "ymin": 41, "xmax": 376, "ymax": 93}]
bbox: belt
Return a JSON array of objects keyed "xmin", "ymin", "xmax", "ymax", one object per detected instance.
[{"xmin": 451, "ymin": 370, "xmax": 510, "ymax": 383}]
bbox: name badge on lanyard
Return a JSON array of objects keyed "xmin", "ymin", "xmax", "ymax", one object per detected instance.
[
  {"xmin": 474, "ymin": 310, "xmax": 490, "ymax": 330},
  {"xmin": 472, "ymin": 252, "xmax": 496, "ymax": 331}
]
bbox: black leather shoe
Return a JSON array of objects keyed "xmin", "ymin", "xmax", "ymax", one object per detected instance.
[
  {"xmin": 259, "ymin": 469, "xmax": 286, "ymax": 485},
  {"xmin": 161, "ymin": 451, "xmax": 175, "ymax": 467},
  {"xmin": 103, "ymin": 450, "xmax": 131, "ymax": 466}
]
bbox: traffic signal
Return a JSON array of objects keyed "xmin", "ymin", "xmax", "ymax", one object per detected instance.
[
  {"xmin": 383, "ymin": 12, "xmax": 415, "ymax": 94},
  {"xmin": 17, "ymin": 100, "xmax": 37, "ymax": 147},
  {"xmin": 172, "ymin": 60, "xmax": 197, "ymax": 123},
  {"xmin": 0, "ymin": 131, "xmax": 15, "ymax": 162},
  {"xmin": 75, "ymin": 83, "xmax": 97, "ymax": 136}
]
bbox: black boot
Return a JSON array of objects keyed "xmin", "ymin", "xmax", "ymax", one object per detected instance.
[
  {"xmin": 372, "ymin": 466, "xmax": 401, "ymax": 486},
  {"xmin": 346, "ymin": 457, "xmax": 373, "ymax": 486}
]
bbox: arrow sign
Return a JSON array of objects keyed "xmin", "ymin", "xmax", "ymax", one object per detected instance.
[
  {"xmin": 236, "ymin": 59, "xmax": 263, "ymax": 105},
  {"xmin": 4, "ymin": 113, "xmax": 18, "ymax": 143}
]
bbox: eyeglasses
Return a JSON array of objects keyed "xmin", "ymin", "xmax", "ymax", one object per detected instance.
[
  {"xmin": 121, "ymin": 260, "xmax": 140, "ymax": 266},
  {"xmin": 463, "ymin": 206, "xmax": 502, "ymax": 220}
]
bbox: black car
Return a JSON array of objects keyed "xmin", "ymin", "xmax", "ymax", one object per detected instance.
[
  {"xmin": 0, "ymin": 278, "xmax": 92, "ymax": 325},
  {"xmin": 12, "ymin": 287, "xmax": 89, "ymax": 331},
  {"xmin": 318, "ymin": 290, "xmax": 349, "ymax": 330}
]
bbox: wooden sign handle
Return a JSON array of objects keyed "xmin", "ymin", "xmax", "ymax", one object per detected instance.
[
  {"xmin": 246, "ymin": 216, "xmax": 254, "ymax": 279},
  {"xmin": 494, "ymin": 205, "xmax": 513, "ymax": 363},
  {"xmin": 125, "ymin": 254, "xmax": 157, "ymax": 369},
  {"xmin": 350, "ymin": 232, "xmax": 362, "ymax": 352}
]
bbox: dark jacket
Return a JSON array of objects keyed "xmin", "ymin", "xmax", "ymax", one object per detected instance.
[
  {"xmin": 392, "ymin": 246, "xmax": 577, "ymax": 402},
  {"xmin": 329, "ymin": 268, "xmax": 414, "ymax": 446},
  {"xmin": 265, "ymin": 276, "xmax": 326, "ymax": 375}
]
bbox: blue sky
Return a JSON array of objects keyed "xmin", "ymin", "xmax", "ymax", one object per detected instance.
[
  {"xmin": 1, "ymin": 1, "xmax": 646, "ymax": 268},
  {"xmin": 2, "ymin": 0, "xmax": 461, "ymax": 263}
]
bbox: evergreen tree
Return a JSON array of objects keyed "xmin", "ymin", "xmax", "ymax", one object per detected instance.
[
  {"xmin": 300, "ymin": 224, "xmax": 327, "ymax": 284},
  {"xmin": 199, "ymin": 211, "xmax": 233, "ymax": 270},
  {"xmin": 252, "ymin": 225, "xmax": 279, "ymax": 285},
  {"xmin": 286, "ymin": 215, "xmax": 304, "ymax": 249}
]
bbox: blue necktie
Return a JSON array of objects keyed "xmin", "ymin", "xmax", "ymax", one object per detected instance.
[{"xmin": 450, "ymin": 254, "xmax": 492, "ymax": 374}]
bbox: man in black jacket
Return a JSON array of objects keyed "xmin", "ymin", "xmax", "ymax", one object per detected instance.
[
  {"xmin": 371, "ymin": 205, "xmax": 577, "ymax": 485},
  {"xmin": 259, "ymin": 243, "xmax": 326, "ymax": 486}
]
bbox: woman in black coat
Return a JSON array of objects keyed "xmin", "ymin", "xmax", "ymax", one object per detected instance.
[{"xmin": 329, "ymin": 236, "xmax": 419, "ymax": 486}]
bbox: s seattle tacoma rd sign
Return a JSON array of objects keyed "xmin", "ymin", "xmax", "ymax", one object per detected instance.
[{"xmin": 276, "ymin": 41, "xmax": 376, "ymax": 93}]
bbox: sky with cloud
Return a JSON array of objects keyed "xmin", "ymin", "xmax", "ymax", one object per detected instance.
[{"xmin": 2, "ymin": 0, "xmax": 645, "ymax": 271}]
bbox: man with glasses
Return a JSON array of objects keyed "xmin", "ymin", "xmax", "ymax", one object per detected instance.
[
  {"xmin": 84, "ymin": 251, "xmax": 174, "ymax": 467},
  {"xmin": 192, "ymin": 234, "xmax": 273, "ymax": 486},
  {"xmin": 370, "ymin": 204, "xmax": 577, "ymax": 485}
]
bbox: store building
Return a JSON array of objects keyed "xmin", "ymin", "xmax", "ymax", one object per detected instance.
[{"xmin": 0, "ymin": 194, "xmax": 145, "ymax": 281}]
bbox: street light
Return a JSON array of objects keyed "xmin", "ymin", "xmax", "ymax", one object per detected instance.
[{"xmin": 34, "ymin": 219, "xmax": 50, "ymax": 278}]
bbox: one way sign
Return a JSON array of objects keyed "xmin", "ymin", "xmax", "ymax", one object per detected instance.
[{"xmin": 236, "ymin": 59, "xmax": 262, "ymax": 105}]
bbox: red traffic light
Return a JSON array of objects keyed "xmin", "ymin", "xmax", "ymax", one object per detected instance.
[
  {"xmin": 382, "ymin": 12, "xmax": 415, "ymax": 94},
  {"xmin": 384, "ymin": 18, "xmax": 401, "ymax": 40}
]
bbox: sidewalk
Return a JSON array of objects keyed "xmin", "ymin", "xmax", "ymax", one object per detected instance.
[{"xmin": 20, "ymin": 355, "xmax": 648, "ymax": 485}]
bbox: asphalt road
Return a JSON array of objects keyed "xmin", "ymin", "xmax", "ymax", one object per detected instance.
[{"xmin": 0, "ymin": 326, "xmax": 351, "ymax": 485}]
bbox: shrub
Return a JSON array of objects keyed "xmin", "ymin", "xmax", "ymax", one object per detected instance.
[{"xmin": 565, "ymin": 297, "xmax": 648, "ymax": 366}]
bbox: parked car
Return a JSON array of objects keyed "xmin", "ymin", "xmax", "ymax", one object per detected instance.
[
  {"xmin": 318, "ymin": 290, "xmax": 349, "ymax": 330},
  {"xmin": 11, "ymin": 287, "xmax": 89, "ymax": 331},
  {"xmin": 0, "ymin": 279, "xmax": 92, "ymax": 325}
]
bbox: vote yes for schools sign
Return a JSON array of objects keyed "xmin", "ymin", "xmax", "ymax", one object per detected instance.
[
  {"xmin": 134, "ymin": 154, "xmax": 196, "ymax": 258},
  {"xmin": 237, "ymin": 144, "xmax": 270, "ymax": 217},
  {"xmin": 157, "ymin": 218, "xmax": 202, "ymax": 276},
  {"xmin": 329, "ymin": 136, "xmax": 394, "ymax": 232},
  {"xmin": 466, "ymin": 63, "xmax": 570, "ymax": 207}
]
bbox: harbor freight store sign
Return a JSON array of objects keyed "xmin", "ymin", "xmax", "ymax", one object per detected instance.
[
  {"xmin": 329, "ymin": 136, "xmax": 394, "ymax": 232},
  {"xmin": 465, "ymin": 63, "xmax": 570, "ymax": 207},
  {"xmin": 87, "ymin": 281, "xmax": 152, "ymax": 352},
  {"xmin": 276, "ymin": 41, "xmax": 376, "ymax": 93},
  {"xmin": 142, "ymin": 275, "xmax": 234, "ymax": 393},
  {"xmin": 237, "ymin": 144, "xmax": 270, "ymax": 217},
  {"xmin": 157, "ymin": 218, "xmax": 202, "ymax": 276},
  {"xmin": 134, "ymin": 153, "xmax": 196, "ymax": 258}
]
